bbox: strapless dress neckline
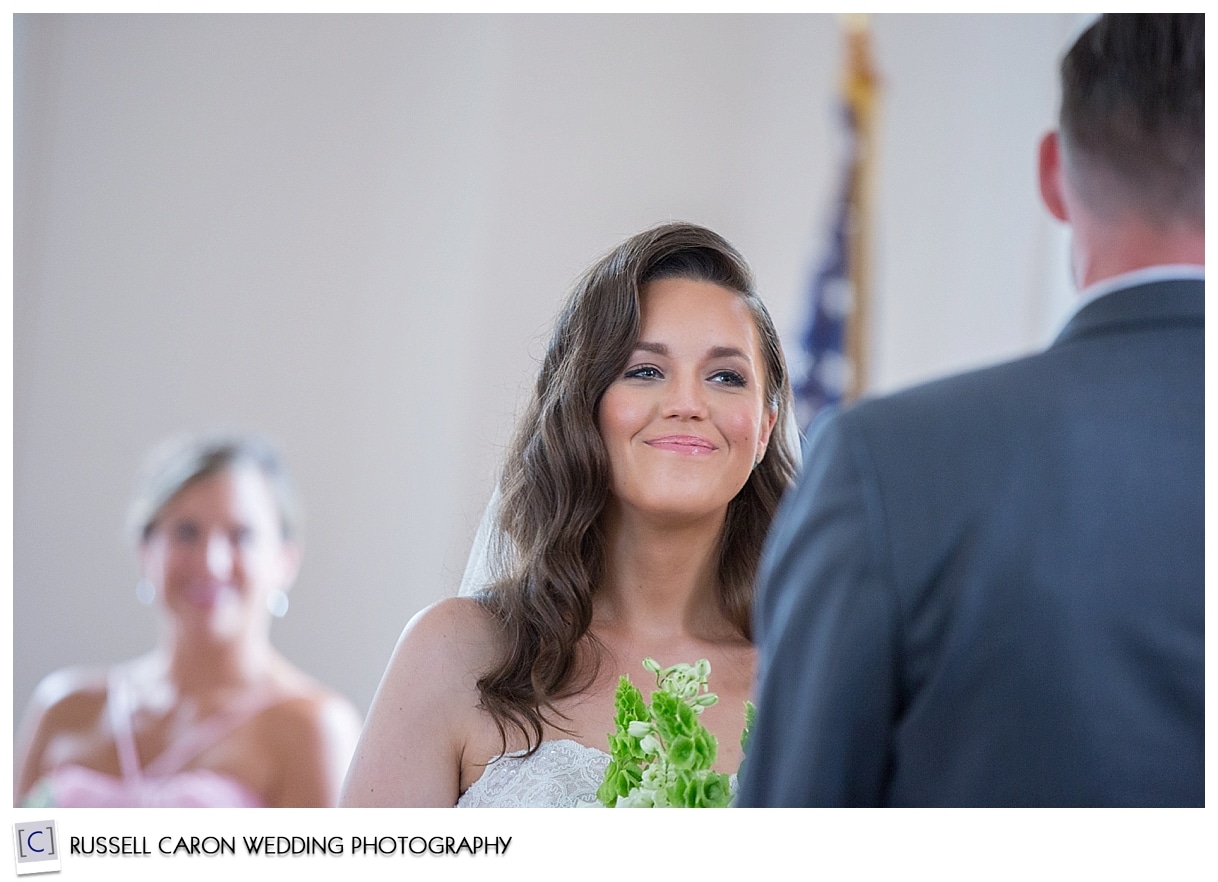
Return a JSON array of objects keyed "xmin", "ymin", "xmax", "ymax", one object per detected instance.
[
  {"xmin": 456, "ymin": 739, "xmax": 610, "ymax": 808},
  {"xmin": 454, "ymin": 738, "xmax": 740, "ymax": 808}
]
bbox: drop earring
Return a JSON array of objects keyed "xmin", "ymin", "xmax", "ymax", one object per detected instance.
[
  {"xmin": 135, "ymin": 578, "xmax": 156, "ymax": 605},
  {"xmin": 267, "ymin": 589, "xmax": 290, "ymax": 618}
]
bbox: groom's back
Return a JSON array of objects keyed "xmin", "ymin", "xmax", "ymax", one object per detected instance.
[{"xmin": 855, "ymin": 290, "xmax": 1203, "ymax": 805}]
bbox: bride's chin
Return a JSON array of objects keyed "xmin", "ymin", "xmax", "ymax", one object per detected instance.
[{"xmin": 627, "ymin": 501, "xmax": 732, "ymax": 529}]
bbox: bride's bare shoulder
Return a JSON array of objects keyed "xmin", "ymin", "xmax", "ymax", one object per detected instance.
[
  {"xmin": 403, "ymin": 595, "xmax": 498, "ymax": 644},
  {"xmin": 389, "ymin": 596, "xmax": 502, "ymax": 684},
  {"xmin": 342, "ymin": 596, "xmax": 504, "ymax": 806},
  {"xmin": 408, "ymin": 594, "xmax": 495, "ymax": 631}
]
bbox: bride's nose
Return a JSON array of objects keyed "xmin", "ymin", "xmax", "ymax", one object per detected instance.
[{"xmin": 661, "ymin": 371, "xmax": 709, "ymax": 420}]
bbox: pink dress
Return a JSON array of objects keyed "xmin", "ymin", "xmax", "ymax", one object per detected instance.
[{"xmin": 26, "ymin": 670, "xmax": 275, "ymax": 808}]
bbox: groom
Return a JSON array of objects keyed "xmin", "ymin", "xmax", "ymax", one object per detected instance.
[{"xmin": 738, "ymin": 14, "xmax": 1203, "ymax": 807}]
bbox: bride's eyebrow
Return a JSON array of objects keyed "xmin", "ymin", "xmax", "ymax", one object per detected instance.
[
  {"xmin": 632, "ymin": 343, "xmax": 749, "ymax": 361},
  {"xmin": 631, "ymin": 342, "xmax": 668, "ymax": 356},
  {"xmin": 628, "ymin": 338, "xmax": 750, "ymax": 363},
  {"xmin": 708, "ymin": 345, "xmax": 749, "ymax": 361}
]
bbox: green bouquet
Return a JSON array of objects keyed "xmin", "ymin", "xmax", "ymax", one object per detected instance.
[{"xmin": 596, "ymin": 658, "xmax": 756, "ymax": 808}]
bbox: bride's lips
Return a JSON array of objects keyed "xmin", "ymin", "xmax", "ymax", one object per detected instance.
[{"xmin": 645, "ymin": 435, "xmax": 718, "ymax": 455}]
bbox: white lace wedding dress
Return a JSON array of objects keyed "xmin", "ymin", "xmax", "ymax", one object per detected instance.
[
  {"xmin": 455, "ymin": 738, "xmax": 740, "ymax": 808},
  {"xmin": 456, "ymin": 740, "xmax": 609, "ymax": 808}
]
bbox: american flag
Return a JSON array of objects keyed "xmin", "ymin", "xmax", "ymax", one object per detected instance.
[{"xmin": 792, "ymin": 103, "xmax": 861, "ymax": 430}]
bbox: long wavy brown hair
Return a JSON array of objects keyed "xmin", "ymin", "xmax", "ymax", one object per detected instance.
[{"xmin": 475, "ymin": 222, "xmax": 798, "ymax": 753}]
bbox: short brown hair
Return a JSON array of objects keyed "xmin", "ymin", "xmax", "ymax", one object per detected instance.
[{"xmin": 1059, "ymin": 13, "xmax": 1203, "ymax": 225}]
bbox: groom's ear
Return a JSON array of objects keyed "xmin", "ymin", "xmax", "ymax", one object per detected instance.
[{"xmin": 1038, "ymin": 131, "xmax": 1070, "ymax": 223}]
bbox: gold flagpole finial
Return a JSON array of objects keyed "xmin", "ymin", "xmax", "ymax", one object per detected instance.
[{"xmin": 839, "ymin": 12, "xmax": 870, "ymax": 34}]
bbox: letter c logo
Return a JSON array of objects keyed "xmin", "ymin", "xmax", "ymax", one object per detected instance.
[{"xmin": 25, "ymin": 830, "xmax": 45, "ymax": 853}]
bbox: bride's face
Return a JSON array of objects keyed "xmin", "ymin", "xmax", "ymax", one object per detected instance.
[{"xmin": 597, "ymin": 277, "xmax": 777, "ymax": 525}]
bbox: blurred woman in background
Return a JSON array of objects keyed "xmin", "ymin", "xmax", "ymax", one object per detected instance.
[{"xmin": 15, "ymin": 434, "xmax": 362, "ymax": 807}]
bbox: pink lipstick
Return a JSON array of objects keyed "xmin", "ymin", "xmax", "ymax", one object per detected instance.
[{"xmin": 646, "ymin": 435, "xmax": 718, "ymax": 455}]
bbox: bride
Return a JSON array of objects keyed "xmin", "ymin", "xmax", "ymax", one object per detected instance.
[{"xmin": 340, "ymin": 222, "xmax": 798, "ymax": 807}]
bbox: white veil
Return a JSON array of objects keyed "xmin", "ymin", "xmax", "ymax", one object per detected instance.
[{"xmin": 458, "ymin": 483, "xmax": 505, "ymax": 597}]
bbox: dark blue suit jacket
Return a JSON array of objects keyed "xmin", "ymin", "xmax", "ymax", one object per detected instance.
[{"xmin": 738, "ymin": 279, "xmax": 1204, "ymax": 806}]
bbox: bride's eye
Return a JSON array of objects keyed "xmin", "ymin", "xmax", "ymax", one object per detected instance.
[
  {"xmin": 624, "ymin": 365, "xmax": 663, "ymax": 380},
  {"xmin": 709, "ymin": 369, "xmax": 747, "ymax": 388}
]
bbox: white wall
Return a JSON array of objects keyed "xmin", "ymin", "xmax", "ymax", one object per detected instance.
[{"xmin": 11, "ymin": 13, "xmax": 1085, "ymax": 726}]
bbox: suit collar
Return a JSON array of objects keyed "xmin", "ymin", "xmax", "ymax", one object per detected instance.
[
  {"xmin": 1053, "ymin": 278, "xmax": 1204, "ymax": 348},
  {"xmin": 1075, "ymin": 264, "xmax": 1204, "ymax": 308}
]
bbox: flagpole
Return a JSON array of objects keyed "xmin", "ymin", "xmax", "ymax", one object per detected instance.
[{"xmin": 841, "ymin": 13, "xmax": 879, "ymax": 403}]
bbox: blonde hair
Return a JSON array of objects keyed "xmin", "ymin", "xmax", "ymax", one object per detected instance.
[{"xmin": 126, "ymin": 432, "xmax": 301, "ymax": 545}]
